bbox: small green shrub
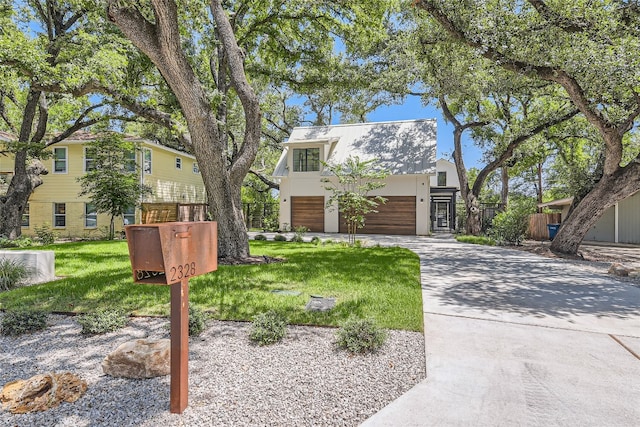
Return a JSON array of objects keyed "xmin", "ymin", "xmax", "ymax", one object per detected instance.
[
  {"xmin": 0, "ymin": 235, "xmax": 33, "ymax": 248},
  {"xmin": 189, "ymin": 305, "xmax": 207, "ymax": 336},
  {"xmin": 335, "ymin": 317, "xmax": 387, "ymax": 354},
  {"xmin": 76, "ymin": 309, "xmax": 129, "ymax": 335},
  {"xmin": 254, "ymin": 234, "xmax": 267, "ymax": 241},
  {"xmin": 310, "ymin": 236, "xmax": 321, "ymax": 245},
  {"xmin": 273, "ymin": 234, "xmax": 287, "ymax": 242},
  {"xmin": 490, "ymin": 198, "xmax": 536, "ymax": 245},
  {"xmin": 0, "ymin": 258, "xmax": 32, "ymax": 291},
  {"xmin": 455, "ymin": 235, "xmax": 496, "ymax": 246},
  {"xmin": 291, "ymin": 225, "xmax": 308, "ymax": 243},
  {"xmin": 249, "ymin": 310, "xmax": 287, "ymax": 345},
  {"xmin": 34, "ymin": 224, "xmax": 56, "ymax": 245},
  {"xmin": 1, "ymin": 310, "xmax": 48, "ymax": 336}
]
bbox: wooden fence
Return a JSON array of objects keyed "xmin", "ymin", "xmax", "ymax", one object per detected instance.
[
  {"xmin": 141, "ymin": 203, "xmax": 208, "ymax": 224},
  {"xmin": 528, "ymin": 213, "xmax": 562, "ymax": 240}
]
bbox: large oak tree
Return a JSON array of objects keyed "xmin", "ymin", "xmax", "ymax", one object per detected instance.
[{"xmin": 416, "ymin": 0, "xmax": 640, "ymax": 255}]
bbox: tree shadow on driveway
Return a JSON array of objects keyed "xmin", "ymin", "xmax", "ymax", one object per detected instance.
[{"xmin": 420, "ymin": 243, "xmax": 640, "ymax": 320}]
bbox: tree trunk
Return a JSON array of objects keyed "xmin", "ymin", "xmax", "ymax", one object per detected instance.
[
  {"xmin": 500, "ymin": 167, "xmax": 509, "ymax": 210},
  {"xmin": 0, "ymin": 152, "xmax": 47, "ymax": 239},
  {"xmin": 107, "ymin": 0, "xmax": 260, "ymax": 259},
  {"xmin": 550, "ymin": 160, "xmax": 640, "ymax": 254},
  {"xmin": 464, "ymin": 192, "xmax": 482, "ymax": 235}
]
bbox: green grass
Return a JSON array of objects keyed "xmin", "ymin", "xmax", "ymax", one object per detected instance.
[
  {"xmin": 455, "ymin": 235, "xmax": 496, "ymax": 246},
  {"xmin": 0, "ymin": 240, "xmax": 423, "ymax": 331}
]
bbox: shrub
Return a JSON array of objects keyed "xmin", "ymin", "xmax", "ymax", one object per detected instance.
[
  {"xmin": 1, "ymin": 310, "xmax": 48, "ymax": 336},
  {"xmin": 0, "ymin": 235, "xmax": 33, "ymax": 248},
  {"xmin": 490, "ymin": 198, "xmax": 536, "ymax": 245},
  {"xmin": 290, "ymin": 225, "xmax": 308, "ymax": 243},
  {"xmin": 310, "ymin": 236, "xmax": 321, "ymax": 245},
  {"xmin": 254, "ymin": 234, "xmax": 267, "ymax": 241},
  {"xmin": 189, "ymin": 305, "xmax": 207, "ymax": 337},
  {"xmin": 249, "ymin": 310, "xmax": 287, "ymax": 345},
  {"xmin": 335, "ymin": 317, "xmax": 387, "ymax": 354},
  {"xmin": 34, "ymin": 224, "xmax": 56, "ymax": 245},
  {"xmin": 76, "ymin": 309, "xmax": 128, "ymax": 335},
  {"xmin": 273, "ymin": 234, "xmax": 287, "ymax": 242},
  {"xmin": 455, "ymin": 235, "xmax": 496, "ymax": 246},
  {"xmin": 0, "ymin": 258, "xmax": 32, "ymax": 291}
]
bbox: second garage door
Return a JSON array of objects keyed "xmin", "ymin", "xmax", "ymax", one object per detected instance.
[
  {"xmin": 339, "ymin": 196, "xmax": 416, "ymax": 235},
  {"xmin": 291, "ymin": 196, "xmax": 325, "ymax": 232}
]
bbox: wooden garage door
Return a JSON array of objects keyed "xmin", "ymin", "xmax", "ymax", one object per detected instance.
[
  {"xmin": 291, "ymin": 196, "xmax": 325, "ymax": 232},
  {"xmin": 339, "ymin": 196, "xmax": 416, "ymax": 235}
]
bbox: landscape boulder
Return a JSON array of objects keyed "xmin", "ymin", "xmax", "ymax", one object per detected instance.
[
  {"xmin": 608, "ymin": 263, "xmax": 633, "ymax": 277},
  {"xmin": 102, "ymin": 338, "xmax": 170, "ymax": 378},
  {"xmin": 1, "ymin": 372, "xmax": 86, "ymax": 414}
]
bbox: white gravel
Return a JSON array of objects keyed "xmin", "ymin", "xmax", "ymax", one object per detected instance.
[{"xmin": 0, "ymin": 315, "xmax": 425, "ymax": 426}]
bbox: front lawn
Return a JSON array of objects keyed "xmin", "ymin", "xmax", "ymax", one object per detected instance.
[{"xmin": 0, "ymin": 240, "xmax": 423, "ymax": 331}]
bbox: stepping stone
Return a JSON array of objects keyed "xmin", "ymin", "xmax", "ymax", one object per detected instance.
[
  {"xmin": 305, "ymin": 295, "xmax": 336, "ymax": 312},
  {"xmin": 271, "ymin": 289, "xmax": 302, "ymax": 296}
]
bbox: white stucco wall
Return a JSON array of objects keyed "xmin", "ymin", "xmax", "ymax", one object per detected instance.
[{"xmin": 430, "ymin": 159, "xmax": 460, "ymax": 188}]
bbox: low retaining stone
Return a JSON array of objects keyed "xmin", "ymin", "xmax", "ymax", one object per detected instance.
[{"xmin": 0, "ymin": 250, "xmax": 55, "ymax": 284}]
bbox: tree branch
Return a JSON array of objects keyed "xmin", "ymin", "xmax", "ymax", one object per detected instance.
[{"xmin": 248, "ymin": 169, "xmax": 280, "ymax": 190}]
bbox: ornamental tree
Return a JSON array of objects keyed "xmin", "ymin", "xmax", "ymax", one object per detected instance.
[{"xmin": 323, "ymin": 156, "xmax": 388, "ymax": 246}]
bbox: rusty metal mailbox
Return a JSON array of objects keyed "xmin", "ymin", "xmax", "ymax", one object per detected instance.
[
  {"xmin": 125, "ymin": 221, "xmax": 217, "ymax": 285},
  {"xmin": 124, "ymin": 221, "xmax": 217, "ymax": 414}
]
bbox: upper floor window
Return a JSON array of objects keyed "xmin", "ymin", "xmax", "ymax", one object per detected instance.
[
  {"xmin": 293, "ymin": 148, "xmax": 320, "ymax": 172},
  {"xmin": 437, "ymin": 171, "xmax": 447, "ymax": 187},
  {"xmin": 53, "ymin": 147, "xmax": 67, "ymax": 173},
  {"xmin": 125, "ymin": 150, "xmax": 136, "ymax": 173},
  {"xmin": 84, "ymin": 147, "xmax": 96, "ymax": 172},
  {"xmin": 54, "ymin": 203, "xmax": 66, "ymax": 228},
  {"xmin": 176, "ymin": 157, "xmax": 182, "ymax": 170},
  {"xmin": 143, "ymin": 148, "xmax": 152, "ymax": 174},
  {"xmin": 193, "ymin": 162, "xmax": 199, "ymax": 174}
]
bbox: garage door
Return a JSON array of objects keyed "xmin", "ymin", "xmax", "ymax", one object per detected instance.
[
  {"xmin": 339, "ymin": 196, "xmax": 416, "ymax": 235},
  {"xmin": 291, "ymin": 196, "xmax": 325, "ymax": 232}
]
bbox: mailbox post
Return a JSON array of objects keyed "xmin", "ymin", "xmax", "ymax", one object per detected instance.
[{"xmin": 125, "ymin": 221, "xmax": 217, "ymax": 414}]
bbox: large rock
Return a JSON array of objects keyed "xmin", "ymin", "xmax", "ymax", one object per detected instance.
[
  {"xmin": 1, "ymin": 372, "xmax": 87, "ymax": 414},
  {"xmin": 608, "ymin": 263, "xmax": 633, "ymax": 277},
  {"xmin": 102, "ymin": 339, "xmax": 170, "ymax": 378}
]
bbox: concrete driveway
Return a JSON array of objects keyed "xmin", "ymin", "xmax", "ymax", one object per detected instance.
[{"xmin": 357, "ymin": 236, "xmax": 640, "ymax": 426}]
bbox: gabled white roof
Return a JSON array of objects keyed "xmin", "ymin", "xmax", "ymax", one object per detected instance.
[{"xmin": 273, "ymin": 119, "xmax": 437, "ymax": 177}]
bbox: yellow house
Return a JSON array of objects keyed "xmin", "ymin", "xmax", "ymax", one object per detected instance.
[{"xmin": 0, "ymin": 132, "xmax": 206, "ymax": 238}]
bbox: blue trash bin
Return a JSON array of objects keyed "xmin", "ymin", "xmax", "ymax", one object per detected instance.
[{"xmin": 547, "ymin": 224, "xmax": 560, "ymax": 240}]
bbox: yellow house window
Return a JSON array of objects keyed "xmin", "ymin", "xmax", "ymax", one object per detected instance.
[
  {"xmin": 85, "ymin": 203, "xmax": 97, "ymax": 228},
  {"xmin": 53, "ymin": 147, "xmax": 68, "ymax": 173},
  {"xmin": 54, "ymin": 203, "xmax": 66, "ymax": 228},
  {"xmin": 176, "ymin": 157, "xmax": 182, "ymax": 170},
  {"xmin": 143, "ymin": 148, "xmax": 152, "ymax": 174},
  {"xmin": 21, "ymin": 203, "xmax": 29, "ymax": 227}
]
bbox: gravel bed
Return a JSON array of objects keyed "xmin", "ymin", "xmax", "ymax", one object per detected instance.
[{"xmin": 0, "ymin": 315, "xmax": 425, "ymax": 426}]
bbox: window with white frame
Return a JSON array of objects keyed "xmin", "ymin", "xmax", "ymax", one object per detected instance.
[
  {"xmin": 123, "ymin": 206, "xmax": 135, "ymax": 225},
  {"xmin": 21, "ymin": 203, "xmax": 29, "ymax": 227},
  {"xmin": 175, "ymin": 157, "xmax": 182, "ymax": 170},
  {"xmin": 84, "ymin": 147, "xmax": 97, "ymax": 172},
  {"xmin": 292, "ymin": 148, "xmax": 320, "ymax": 172},
  {"xmin": 54, "ymin": 203, "xmax": 66, "ymax": 227},
  {"xmin": 437, "ymin": 171, "xmax": 447, "ymax": 187},
  {"xmin": 193, "ymin": 162, "xmax": 199, "ymax": 174},
  {"xmin": 85, "ymin": 203, "xmax": 97, "ymax": 228},
  {"xmin": 143, "ymin": 148, "xmax": 152, "ymax": 174},
  {"xmin": 53, "ymin": 147, "xmax": 68, "ymax": 173},
  {"xmin": 125, "ymin": 150, "xmax": 136, "ymax": 173}
]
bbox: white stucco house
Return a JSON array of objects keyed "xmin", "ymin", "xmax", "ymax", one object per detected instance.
[{"xmin": 273, "ymin": 119, "xmax": 459, "ymax": 235}]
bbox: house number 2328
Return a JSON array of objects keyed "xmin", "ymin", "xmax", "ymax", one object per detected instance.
[{"xmin": 170, "ymin": 262, "xmax": 196, "ymax": 282}]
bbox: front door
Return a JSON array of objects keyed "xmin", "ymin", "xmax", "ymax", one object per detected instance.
[{"xmin": 435, "ymin": 202, "xmax": 449, "ymax": 231}]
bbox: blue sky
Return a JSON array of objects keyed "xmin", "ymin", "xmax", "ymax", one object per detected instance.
[{"xmin": 366, "ymin": 96, "xmax": 483, "ymax": 168}]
